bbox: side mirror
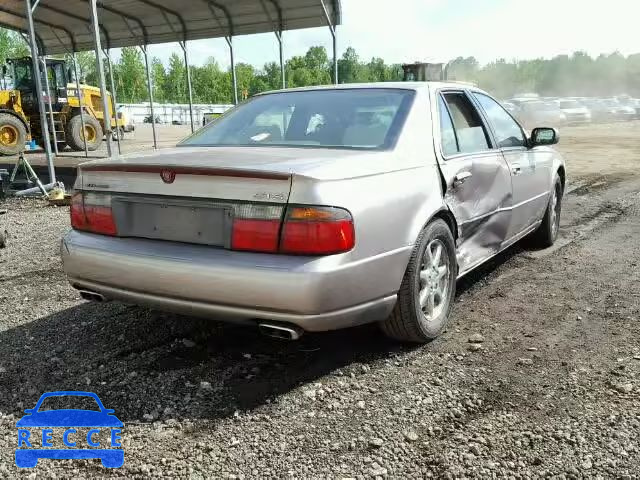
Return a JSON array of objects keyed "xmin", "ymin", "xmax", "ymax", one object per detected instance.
[{"xmin": 530, "ymin": 127, "xmax": 559, "ymax": 147}]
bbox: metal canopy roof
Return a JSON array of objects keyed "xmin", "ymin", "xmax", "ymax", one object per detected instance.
[{"xmin": 0, "ymin": 0, "xmax": 341, "ymax": 54}]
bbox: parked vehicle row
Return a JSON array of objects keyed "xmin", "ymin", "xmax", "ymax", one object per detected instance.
[{"xmin": 502, "ymin": 95, "xmax": 639, "ymax": 128}]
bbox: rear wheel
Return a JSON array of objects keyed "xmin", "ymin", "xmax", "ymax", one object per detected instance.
[
  {"xmin": 67, "ymin": 114, "xmax": 102, "ymax": 151},
  {"xmin": 0, "ymin": 114, "xmax": 26, "ymax": 156},
  {"xmin": 381, "ymin": 219, "xmax": 457, "ymax": 343}
]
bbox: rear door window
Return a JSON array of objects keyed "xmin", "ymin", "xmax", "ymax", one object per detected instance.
[{"xmin": 439, "ymin": 92, "xmax": 491, "ymax": 155}]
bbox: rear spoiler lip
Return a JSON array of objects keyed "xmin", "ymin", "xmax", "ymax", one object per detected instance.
[{"xmin": 78, "ymin": 164, "xmax": 291, "ymax": 181}]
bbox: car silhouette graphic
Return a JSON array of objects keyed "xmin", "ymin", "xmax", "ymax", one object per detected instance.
[{"xmin": 15, "ymin": 391, "xmax": 123, "ymax": 468}]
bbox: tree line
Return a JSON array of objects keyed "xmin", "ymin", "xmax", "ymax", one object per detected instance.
[{"xmin": 0, "ymin": 28, "xmax": 638, "ymax": 103}]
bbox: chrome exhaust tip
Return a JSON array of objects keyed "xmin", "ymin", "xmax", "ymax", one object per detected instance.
[
  {"xmin": 258, "ymin": 322, "xmax": 304, "ymax": 341},
  {"xmin": 78, "ymin": 289, "xmax": 107, "ymax": 302}
]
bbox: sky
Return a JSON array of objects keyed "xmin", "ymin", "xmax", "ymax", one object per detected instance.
[{"xmin": 129, "ymin": 0, "xmax": 640, "ymax": 69}]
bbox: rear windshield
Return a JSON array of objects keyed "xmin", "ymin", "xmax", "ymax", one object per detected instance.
[{"xmin": 179, "ymin": 88, "xmax": 415, "ymax": 150}]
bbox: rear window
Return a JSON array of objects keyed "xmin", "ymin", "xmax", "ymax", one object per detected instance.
[{"xmin": 179, "ymin": 88, "xmax": 415, "ymax": 150}]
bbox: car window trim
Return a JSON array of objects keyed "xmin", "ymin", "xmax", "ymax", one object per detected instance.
[
  {"xmin": 436, "ymin": 88, "xmax": 496, "ymax": 161},
  {"xmin": 469, "ymin": 90, "xmax": 528, "ymax": 150}
]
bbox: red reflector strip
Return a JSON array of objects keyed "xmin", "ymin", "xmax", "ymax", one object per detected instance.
[
  {"xmin": 231, "ymin": 219, "xmax": 280, "ymax": 252},
  {"xmin": 80, "ymin": 165, "xmax": 289, "ymax": 181}
]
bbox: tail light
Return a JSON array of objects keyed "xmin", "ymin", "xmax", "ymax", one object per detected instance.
[
  {"xmin": 280, "ymin": 206, "xmax": 355, "ymax": 255},
  {"xmin": 231, "ymin": 204, "xmax": 355, "ymax": 255},
  {"xmin": 231, "ymin": 204, "xmax": 283, "ymax": 253},
  {"xmin": 70, "ymin": 192, "xmax": 117, "ymax": 235}
]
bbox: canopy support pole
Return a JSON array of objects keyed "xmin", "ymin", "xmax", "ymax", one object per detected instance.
[
  {"xmin": 332, "ymin": 28, "xmax": 337, "ymax": 84},
  {"xmin": 40, "ymin": 57, "xmax": 58, "ymax": 155},
  {"xmin": 24, "ymin": 0, "xmax": 55, "ymax": 183},
  {"xmin": 225, "ymin": 36, "xmax": 238, "ymax": 104},
  {"xmin": 320, "ymin": 0, "xmax": 338, "ymax": 84},
  {"xmin": 275, "ymin": 31, "xmax": 285, "ymax": 88},
  {"xmin": 179, "ymin": 41, "xmax": 195, "ymax": 133},
  {"xmin": 89, "ymin": 0, "xmax": 113, "ymax": 157},
  {"xmin": 104, "ymin": 50, "xmax": 121, "ymax": 155},
  {"xmin": 141, "ymin": 45, "xmax": 158, "ymax": 150},
  {"xmin": 72, "ymin": 52, "xmax": 89, "ymax": 157}
]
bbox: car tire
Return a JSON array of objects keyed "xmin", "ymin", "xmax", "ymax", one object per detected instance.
[
  {"xmin": 380, "ymin": 219, "xmax": 457, "ymax": 343},
  {"xmin": 530, "ymin": 175, "xmax": 563, "ymax": 248},
  {"xmin": 0, "ymin": 114, "xmax": 26, "ymax": 156},
  {"xmin": 66, "ymin": 114, "xmax": 102, "ymax": 151}
]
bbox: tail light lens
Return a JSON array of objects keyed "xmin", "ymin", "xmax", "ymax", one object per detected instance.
[
  {"xmin": 280, "ymin": 206, "xmax": 355, "ymax": 255},
  {"xmin": 70, "ymin": 192, "xmax": 117, "ymax": 235},
  {"xmin": 230, "ymin": 204, "xmax": 355, "ymax": 255},
  {"xmin": 231, "ymin": 204, "xmax": 283, "ymax": 253},
  {"xmin": 70, "ymin": 192, "xmax": 87, "ymax": 230}
]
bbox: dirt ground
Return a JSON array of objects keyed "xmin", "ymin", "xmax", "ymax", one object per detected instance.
[
  {"xmin": 0, "ymin": 122, "xmax": 639, "ymax": 478},
  {"xmin": 557, "ymin": 121, "xmax": 640, "ymax": 182}
]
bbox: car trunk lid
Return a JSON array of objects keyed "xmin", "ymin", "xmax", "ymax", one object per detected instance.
[{"xmin": 79, "ymin": 148, "xmax": 293, "ymax": 203}]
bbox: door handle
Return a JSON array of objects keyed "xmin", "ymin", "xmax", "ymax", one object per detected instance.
[
  {"xmin": 453, "ymin": 171, "xmax": 472, "ymax": 187},
  {"xmin": 511, "ymin": 164, "xmax": 522, "ymax": 175}
]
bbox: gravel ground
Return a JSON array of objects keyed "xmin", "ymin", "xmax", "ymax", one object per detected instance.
[{"xmin": 1, "ymin": 151, "xmax": 639, "ymax": 476}]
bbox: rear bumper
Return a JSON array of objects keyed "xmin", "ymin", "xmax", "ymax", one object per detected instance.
[{"xmin": 61, "ymin": 231, "xmax": 408, "ymax": 332}]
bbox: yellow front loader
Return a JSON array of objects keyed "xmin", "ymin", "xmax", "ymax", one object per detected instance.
[{"xmin": 0, "ymin": 56, "xmax": 118, "ymax": 156}]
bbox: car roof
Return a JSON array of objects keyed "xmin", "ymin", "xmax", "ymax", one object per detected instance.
[{"xmin": 256, "ymin": 81, "xmax": 483, "ymax": 95}]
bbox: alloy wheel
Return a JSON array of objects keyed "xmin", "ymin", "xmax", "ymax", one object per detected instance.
[{"xmin": 418, "ymin": 239, "xmax": 450, "ymax": 323}]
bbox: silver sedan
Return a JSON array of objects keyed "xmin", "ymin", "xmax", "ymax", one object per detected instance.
[{"xmin": 61, "ymin": 82, "xmax": 565, "ymax": 343}]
